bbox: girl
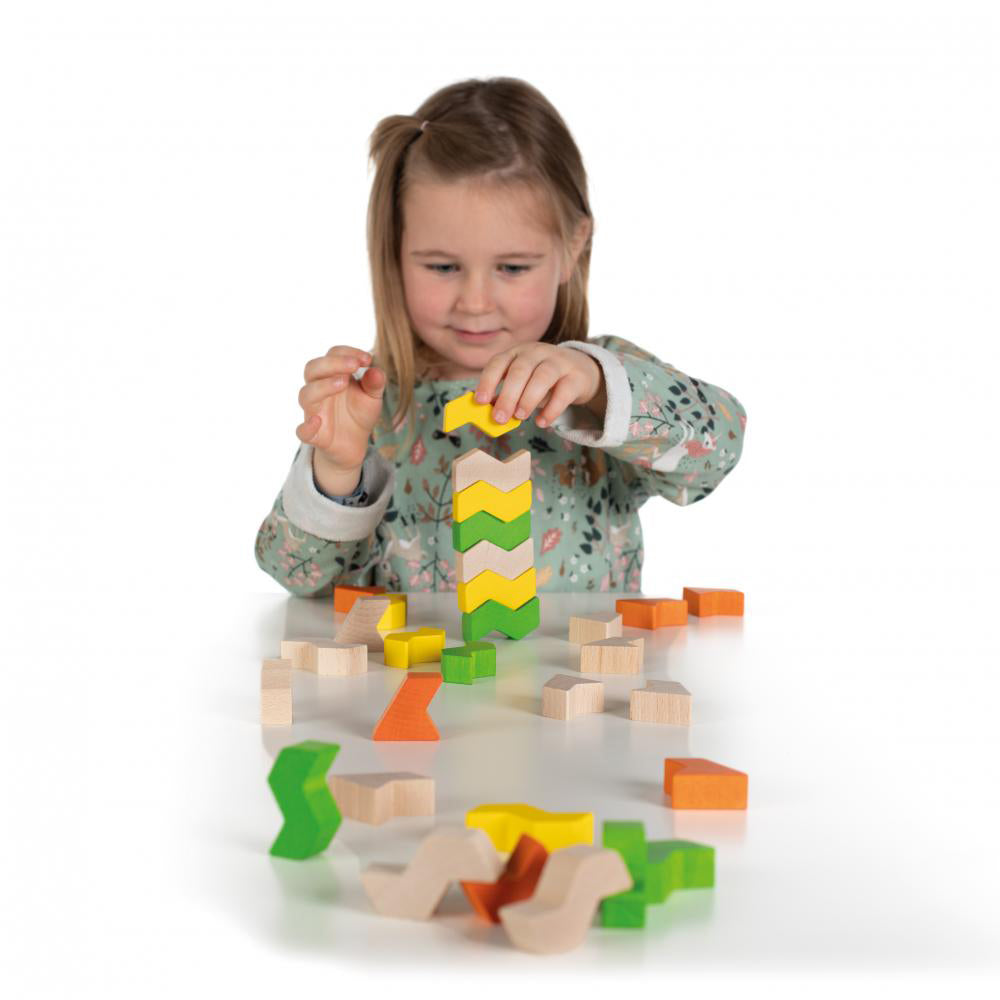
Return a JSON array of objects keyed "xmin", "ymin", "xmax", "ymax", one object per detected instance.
[{"xmin": 255, "ymin": 77, "xmax": 747, "ymax": 596}]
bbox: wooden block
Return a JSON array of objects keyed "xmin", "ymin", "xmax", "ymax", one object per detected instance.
[
  {"xmin": 267, "ymin": 740, "xmax": 341, "ymax": 859},
  {"xmin": 372, "ymin": 671, "xmax": 442, "ymax": 741},
  {"xmin": 683, "ymin": 587, "xmax": 744, "ymax": 617},
  {"xmin": 452, "ymin": 447, "xmax": 532, "ymax": 493},
  {"xmin": 542, "ymin": 674, "xmax": 605, "ymax": 720},
  {"xmin": 615, "ymin": 597, "xmax": 688, "ymax": 629},
  {"xmin": 456, "ymin": 537, "xmax": 534, "ymax": 583},
  {"xmin": 462, "ymin": 597, "xmax": 540, "ymax": 641},
  {"xmin": 453, "ymin": 510, "xmax": 532, "ymax": 552},
  {"xmin": 441, "ymin": 642, "xmax": 496, "ymax": 684},
  {"xmin": 461, "ymin": 834, "xmax": 548, "ymax": 923},
  {"xmin": 377, "ymin": 593, "xmax": 408, "ymax": 630},
  {"xmin": 628, "ymin": 680, "xmax": 691, "ymax": 725},
  {"xmin": 466, "ymin": 803, "xmax": 593, "ymax": 852},
  {"xmin": 280, "ymin": 639, "xmax": 367, "ymax": 677},
  {"xmin": 362, "ymin": 826, "xmax": 503, "ymax": 920},
  {"xmin": 335, "ymin": 595, "xmax": 391, "ymax": 650},
  {"xmin": 327, "ymin": 771, "xmax": 434, "ymax": 825},
  {"xmin": 453, "ymin": 479, "xmax": 532, "ymax": 524},
  {"xmin": 442, "ymin": 391, "xmax": 521, "ymax": 436},
  {"xmin": 383, "ymin": 627, "xmax": 446, "ymax": 669},
  {"xmin": 261, "ymin": 658, "xmax": 292, "ymax": 726},
  {"xmin": 498, "ymin": 845, "xmax": 632, "ymax": 954},
  {"xmin": 664, "ymin": 758, "xmax": 748, "ymax": 809},
  {"xmin": 567, "ymin": 613, "xmax": 622, "ymax": 644},
  {"xmin": 457, "ymin": 567, "xmax": 536, "ymax": 613},
  {"xmin": 333, "ymin": 583, "xmax": 385, "ymax": 614},
  {"xmin": 579, "ymin": 637, "xmax": 644, "ymax": 675}
]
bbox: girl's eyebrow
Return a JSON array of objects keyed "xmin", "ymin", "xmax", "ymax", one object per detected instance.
[{"xmin": 410, "ymin": 249, "xmax": 546, "ymax": 259}]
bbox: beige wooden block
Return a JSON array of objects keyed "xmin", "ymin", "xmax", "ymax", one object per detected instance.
[
  {"xmin": 362, "ymin": 827, "xmax": 503, "ymax": 920},
  {"xmin": 328, "ymin": 771, "xmax": 434, "ymax": 825},
  {"xmin": 279, "ymin": 639, "xmax": 314, "ymax": 670},
  {"xmin": 567, "ymin": 613, "xmax": 623, "ymax": 645},
  {"xmin": 452, "ymin": 447, "xmax": 532, "ymax": 493},
  {"xmin": 498, "ymin": 845, "xmax": 632, "ymax": 954},
  {"xmin": 542, "ymin": 674, "xmax": 605, "ymax": 720},
  {"xmin": 456, "ymin": 538, "xmax": 535, "ymax": 583},
  {"xmin": 260, "ymin": 658, "xmax": 292, "ymax": 726},
  {"xmin": 280, "ymin": 638, "xmax": 368, "ymax": 676},
  {"xmin": 628, "ymin": 680, "xmax": 692, "ymax": 725},
  {"xmin": 579, "ymin": 637, "xmax": 644, "ymax": 675},
  {"xmin": 335, "ymin": 595, "xmax": 391, "ymax": 650}
]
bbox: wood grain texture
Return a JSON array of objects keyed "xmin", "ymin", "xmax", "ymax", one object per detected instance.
[
  {"xmin": 327, "ymin": 771, "xmax": 434, "ymax": 825},
  {"xmin": 541, "ymin": 674, "xmax": 605, "ymax": 720},
  {"xmin": 335, "ymin": 595, "xmax": 391, "ymax": 650},
  {"xmin": 452, "ymin": 447, "xmax": 531, "ymax": 493},
  {"xmin": 372, "ymin": 671, "xmax": 442, "ymax": 741},
  {"xmin": 456, "ymin": 537, "xmax": 534, "ymax": 583},
  {"xmin": 628, "ymin": 680, "xmax": 691, "ymax": 724},
  {"xmin": 568, "ymin": 613, "xmax": 622, "ymax": 644},
  {"xmin": 280, "ymin": 638, "xmax": 368, "ymax": 676},
  {"xmin": 579, "ymin": 637, "xmax": 644, "ymax": 674},
  {"xmin": 260, "ymin": 658, "xmax": 292, "ymax": 726}
]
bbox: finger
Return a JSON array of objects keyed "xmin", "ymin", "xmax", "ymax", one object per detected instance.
[
  {"xmin": 475, "ymin": 348, "xmax": 519, "ymax": 405},
  {"xmin": 358, "ymin": 365, "xmax": 386, "ymax": 400},
  {"xmin": 492, "ymin": 355, "xmax": 538, "ymax": 425},
  {"xmin": 295, "ymin": 414, "xmax": 321, "ymax": 443},
  {"xmin": 304, "ymin": 347, "xmax": 372, "ymax": 382},
  {"xmin": 298, "ymin": 374, "xmax": 350, "ymax": 410},
  {"xmin": 512, "ymin": 361, "xmax": 561, "ymax": 421},
  {"xmin": 536, "ymin": 375, "xmax": 581, "ymax": 428}
]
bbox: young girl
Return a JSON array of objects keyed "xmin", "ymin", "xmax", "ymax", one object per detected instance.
[{"xmin": 255, "ymin": 77, "xmax": 747, "ymax": 596}]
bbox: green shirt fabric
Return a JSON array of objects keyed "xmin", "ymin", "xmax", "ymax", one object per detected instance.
[{"xmin": 254, "ymin": 335, "xmax": 747, "ymax": 596}]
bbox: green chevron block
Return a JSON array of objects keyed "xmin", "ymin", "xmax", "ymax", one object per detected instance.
[
  {"xmin": 601, "ymin": 821, "xmax": 648, "ymax": 928},
  {"xmin": 645, "ymin": 840, "xmax": 715, "ymax": 903},
  {"xmin": 453, "ymin": 510, "xmax": 531, "ymax": 552},
  {"xmin": 267, "ymin": 740, "xmax": 342, "ymax": 860},
  {"xmin": 441, "ymin": 642, "xmax": 497, "ymax": 684},
  {"xmin": 461, "ymin": 597, "xmax": 540, "ymax": 641}
]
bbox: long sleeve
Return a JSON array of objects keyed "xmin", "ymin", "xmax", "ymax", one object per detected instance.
[
  {"xmin": 554, "ymin": 335, "xmax": 747, "ymax": 507},
  {"xmin": 253, "ymin": 444, "xmax": 395, "ymax": 597}
]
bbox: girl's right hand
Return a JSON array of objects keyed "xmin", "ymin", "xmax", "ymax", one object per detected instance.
[{"xmin": 296, "ymin": 346, "xmax": 386, "ymax": 473}]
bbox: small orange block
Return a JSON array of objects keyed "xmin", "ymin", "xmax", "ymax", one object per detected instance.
[
  {"xmin": 664, "ymin": 758, "xmax": 748, "ymax": 809},
  {"xmin": 372, "ymin": 672, "xmax": 442, "ymax": 741},
  {"xmin": 615, "ymin": 598, "xmax": 688, "ymax": 629},
  {"xmin": 461, "ymin": 834, "xmax": 549, "ymax": 923},
  {"xmin": 682, "ymin": 587, "xmax": 744, "ymax": 617},
  {"xmin": 334, "ymin": 584, "xmax": 386, "ymax": 614}
]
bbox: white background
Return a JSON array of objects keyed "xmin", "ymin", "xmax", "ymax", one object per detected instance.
[{"xmin": 1, "ymin": 1, "xmax": 998, "ymax": 997}]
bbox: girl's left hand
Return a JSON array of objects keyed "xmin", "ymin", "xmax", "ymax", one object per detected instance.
[{"xmin": 474, "ymin": 343, "xmax": 604, "ymax": 429}]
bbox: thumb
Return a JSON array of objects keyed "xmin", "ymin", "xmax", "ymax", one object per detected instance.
[{"xmin": 358, "ymin": 365, "xmax": 386, "ymax": 400}]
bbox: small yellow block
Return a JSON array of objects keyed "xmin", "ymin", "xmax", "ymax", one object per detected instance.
[
  {"xmin": 377, "ymin": 593, "xmax": 407, "ymax": 630},
  {"xmin": 442, "ymin": 391, "xmax": 522, "ymax": 437},
  {"xmin": 383, "ymin": 627, "xmax": 446, "ymax": 669},
  {"xmin": 466, "ymin": 803, "xmax": 594, "ymax": 852},
  {"xmin": 457, "ymin": 568, "xmax": 537, "ymax": 613},
  {"xmin": 453, "ymin": 479, "xmax": 532, "ymax": 524}
]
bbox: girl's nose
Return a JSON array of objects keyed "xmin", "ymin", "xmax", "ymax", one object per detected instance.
[{"xmin": 456, "ymin": 272, "xmax": 495, "ymax": 313}]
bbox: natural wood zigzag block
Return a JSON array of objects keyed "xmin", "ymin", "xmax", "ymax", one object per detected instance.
[
  {"xmin": 461, "ymin": 834, "xmax": 549, "ymax": 923},
  {"xmin": 453, "ymin": 479, "xmax": 532, "ymax": 523},
  {"xmin": 498, "ymin": 845, "xmax": 633, "ymax": 954},
  {"xmin": 542, "ymin": 674, "xmax": 605, "ymax": 720},
  {"xmin": 568, "ymin": 613, "xmax": 622, "ymax": 644},
  {"xmin": 327, "ymin": 772, "xmax": 434, "ymax": 825},
  {"xmin": 457, "ymin": 567, "xmax": 537, "ymax": 612},
  {"xmin": 682, "ymin": 587, "xmax": 744, "ymax": 617},
  {"xmin": 466, "ymin": 803, "xmax": 593, "ymax": 852},
  {"xmin": 452, "ymin": 447, "xmax": 532, "ymax": 493},
  {"xmin": 261, "ymin": 658, "xmax": 292, "ymax": 726},
  {"xmin": 335, "ymin": 595, "xmax": 391, "ymax": 651},
  {"xmin": 579, "ymin": 637, "xmax": 644, "ymax": 674},
  {"xmin": 362, "ymin": 826, "xmax": 503, "ymax": 920},
  {"xmin": 456, "ymin": 537, "xmax": 534, "ymax": 582},
  {"xmin": 372, "ymin": 671, "xmax": 442, "ymax": 741},
  {"xmin": 333, "ymin": 583, "xmax": 385, "ymax": 613},
  {"xmin": 629, "ymin": 680, "xmax": 691, "ymax": 725},
  {"xmin": 442, "ymin": 391, "xmax": 522, "ymax": 436},
  {"xmin": 664, "ymin": 758, "xmax": 748, "ymax": 809},
  {"xmin": 280, "ymin": 638, "xmax": 367, "ymax": 676}
]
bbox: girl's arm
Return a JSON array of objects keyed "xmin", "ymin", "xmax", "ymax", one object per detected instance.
[
  {"xmin": 553, "ymin": 335, "xmax": 747, "ymax": 507},
  {"xmin": 254, "ymin": 444, "xmax": 395, "ymax": 596}
]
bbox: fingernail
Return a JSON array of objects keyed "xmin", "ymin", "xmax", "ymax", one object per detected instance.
[
  {"xmin": 537, "ymin": 416, "xmax": 547, "ymax": 428},
  {"xmin": 476, "ymin": 391, "xmax": 487, "ymax": 403},
  {"xmin": 514, "ymin": 408, "xmax": 527, "ymax": 419},
  {"xmin": 493, "ymin": 410, "xmax": 506, "ymax": 423}
]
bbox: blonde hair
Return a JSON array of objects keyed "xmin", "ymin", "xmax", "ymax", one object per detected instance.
[{"xmin": 366, "ymin": 77, "xmax": 595, "ymax": 430}]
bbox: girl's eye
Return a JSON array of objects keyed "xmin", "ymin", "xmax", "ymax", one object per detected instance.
[{"xmin": 425, "ymin": 264, "xmax": 531, "ymax": 276}]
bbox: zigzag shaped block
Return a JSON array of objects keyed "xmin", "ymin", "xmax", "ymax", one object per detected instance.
[
  {"xmin": 456, "ymin": 537, "xmax": 534, "ymax": 583},
  {"xmin": 663, "ymin": 758, "xmax": 748, "ymax": 809},
  {"xmin": 383, "ymin": 627, "xmax": 446, "ymax": 669},
  {"xmin": 457, "ymin": 567, "xmax": 536, "ymax": 613},
  {"xmin": 452, "ymin": 447, "xmax": 532, "ymax": 493},
  {"xmin": 453, "ymin": 510, "xmax": 531, "ymax": 552},
  {"xmin": 441, "ymin": 642, "xmax": 496, "ymax": 684},
  {"xmin": 372, "ymin": 671, "xmax": 442, "ymax": 741},
  {"xmin": 443, "ymin": 391, "xmax": 522, "ymax": 436},
  {"xmin": 453, "ymin": 479, "xmax": 531, "ymax": 524},
  {"xmin": 461, "ymin": 834, "xmax": 549, "ymax": 923},
  {"xmin": 466, "ymin": 803, "xmax": 593, "ymax": 853},
  {"xmin": 267, "ymin": 740, "xmax": 342, "ymax": 859},
  {"xmin": 462, "ymin": 597, "xmax": 540, "ymax": 641}
]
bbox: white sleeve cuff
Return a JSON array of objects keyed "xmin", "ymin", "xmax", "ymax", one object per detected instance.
[
  {"xmin": 550, "ymin": 340, "xmax": 632, "ymax": 448},
  {"xmin": 280, "ymin": 444, "xmax": 395, "ymax": 541}
]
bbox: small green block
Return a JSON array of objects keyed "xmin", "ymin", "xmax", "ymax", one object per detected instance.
[
  {"xmin": 601, "ymin": 887, "xmax": 648, "ymax": 928},
  {"xmin": 646, "ymin": 840, "xmax": 715, "ymax": 902},
  {"xmin": 461, "ymin": 597, "xmax": 540, "ymax": 641},
  {"xmin": 453, "ymin": 510, "xmax": 531, "ymax": 552},
  {"xmin": 441, "ymin": 642, "xmax": 497, "ymax": 684},
  {"xmin": 601, "ymin": 821, "xmax": 649, "ymax": 928},
  {"xmin": 267, "ymin": 740, "xmax": 342, "ymax": 860}
]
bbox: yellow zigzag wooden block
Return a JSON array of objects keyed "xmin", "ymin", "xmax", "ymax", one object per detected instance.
[
  {"xmin": 456, "ymin": 538, "xmax": 534, "ymax": 583},
  {"xmin": 466, "ymin": 803, "xmax": 594, "ymax": 852},
  {"xmin": 452, "ymin": 447, "xmax": 532, "ymax": 493},
  {"xmin": 457, "ymin": 568, "xmax": 537, "ymax": 612},
  {"xmin": 443, "ymin": 391, "xmax": 522, "ymax": 437},
  {"xmin": 453, "ymin": 480, "xmax": 532, "ymax": 523}
]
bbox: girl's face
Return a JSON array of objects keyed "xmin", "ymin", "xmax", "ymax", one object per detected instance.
[{"xmin": 400, "ymin": 177, "xmax": 587, "ymax": 380}]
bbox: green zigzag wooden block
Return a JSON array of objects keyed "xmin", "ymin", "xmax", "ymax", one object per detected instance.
[
  {"xmin": 453, "ymin": 510, "xmax": 531, "ymax": 552},
  {"xmin": 267, "ymin": 740, "xmax": 342, "ymax": 860},
  {"xmin": 461, "ymin": 597, "xmax": 540, "ymax": 641},
  {"xmin": 441, "ymin": 642, "xmax": 497, "ymax": 684}
]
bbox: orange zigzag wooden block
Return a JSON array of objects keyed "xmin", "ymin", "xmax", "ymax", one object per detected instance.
[{"xmin": 372, "ymin": 671, "xmax": 442, "ymax": 741}]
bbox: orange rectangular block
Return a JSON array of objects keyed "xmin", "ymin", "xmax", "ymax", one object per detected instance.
[
  {"xmin": 682, "ymin": 587, "xmax": 744, "ymax": 617},
  {"xmin": 334, "ymin": 583, "xmax": 386, "ymax": 614},
  {"xmin": 615, "ymin": 598, "xmax": 687, "ymax": 629},
  {"xmin": 664, "ymin": 758, "xmax": 748, "ymax": 809},
  {"xmin": 372, "ymin": 672, "xmax": 442, "ymax": 741}
]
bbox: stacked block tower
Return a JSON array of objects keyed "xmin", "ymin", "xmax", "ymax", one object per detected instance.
[{"xmin": 444, "ymin": 392, "xmax": 540, "ymax": 641}]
